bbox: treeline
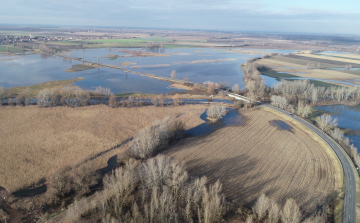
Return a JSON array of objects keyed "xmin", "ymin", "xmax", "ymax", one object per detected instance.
[
  {"xmin": 47, "ymin": 117, "xmax": 226, "ymax": 223},
  {"xmin": 243, "ymin": 57, "xmax": 360, "ymax": 174}
]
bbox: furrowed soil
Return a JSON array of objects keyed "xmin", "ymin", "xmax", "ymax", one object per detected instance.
[
  {"xmin": 164, "ymin": 108, "xmax": 343, "ymax": 216},
  {"xmin": 0, "ymin": 104, "xmax": 207, "ymax": 192}
]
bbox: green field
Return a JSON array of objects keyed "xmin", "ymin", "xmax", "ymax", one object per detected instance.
[{"xmin": 0, "ymin": 45, "xmax": 23, "ymax": 52}]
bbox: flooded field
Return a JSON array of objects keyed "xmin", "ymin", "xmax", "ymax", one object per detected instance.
[
  {"xmin": 0, "ymin": 48, "xmax": 295, "ymax": 94},
  {"xmin": 316, "ymin": 104, "xmax": 360, "ymax": 151}
]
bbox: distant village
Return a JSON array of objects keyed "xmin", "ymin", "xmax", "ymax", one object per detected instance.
[{"xmin": 0, "ymin": 34, "xmax": 137, "ymax": 45}]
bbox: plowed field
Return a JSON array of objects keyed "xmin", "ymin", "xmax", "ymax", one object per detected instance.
[{"xmin": 164, "ymin": 108, "xmax": 342, "ymax": 215}]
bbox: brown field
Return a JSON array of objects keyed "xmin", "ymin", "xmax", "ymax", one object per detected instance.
[
  {"xmin": 257, "ymin": 55, "xmax": 360, "ymax": 85},
  {"xmin": 164, "ymin": 108, "xmax": 343, "ymax": 216},
  {"xmin": 0, "ymin": 104, "xmax": 207, "ymax": 192},
  {"xmin": 297, "ymin": 53, "xmax": 360, "ymax": 65}
]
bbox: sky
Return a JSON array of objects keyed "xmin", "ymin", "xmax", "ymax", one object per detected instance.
[{"xmin": 1, "ymin": 0, "xmax": 360, "ymax": 35}]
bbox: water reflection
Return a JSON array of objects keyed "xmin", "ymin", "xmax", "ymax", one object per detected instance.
[
  {"xmin": 185, "ymin": 109, "xmax": 244, "ymax": 137},
  {"xmin": 316, "ymin": 104, "xmax": 360, "ymax": 151}
]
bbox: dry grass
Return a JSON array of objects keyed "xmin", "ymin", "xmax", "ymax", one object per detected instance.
[
  {"xmin": 131, "ymin": 64, "xmax": 170, "ymax": 69},
  {"xmin": 258, "ymin": 57, "xmax": 360, "ymax": 84},
  {"xmin": 0, "ymin": 104, "xmax": 207, "ymax": 192},
  {"xmin": 4, "ymin": 77, "xmax": 84, "ymax": 98},
  {"xmin": 300, "ymin": 53, "xmax": 360, "ymax": 65},
  {"xmin": 164, "ymin": 108, "xmax": 343, "ymax": 216},
  {"xmin": 170, "ymin": 83, "xmax": 194, "ymax": 90},
  {"xmin": 173, "ymin": 58, "xmax": 237, "ymax": 65}
]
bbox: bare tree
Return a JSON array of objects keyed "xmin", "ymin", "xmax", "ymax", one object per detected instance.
[
  {"xmin": 207, "ymin": 104, "xmax": 226, "ymax": 120},
  {"xmin": 208, "ymin": 83, "xmax": 216, "ymax": 95},
  {"xmin": 232, "ymin": 84, "xmax": 240, "ymax": 93},
  {"xmin": 252, "ymin": 194, "xmax": 269, "ymax": 220},
  {"xmin": 109, "ymin": 95, "xmax": 119, "ymax": 108},
  {"xmin": 281, "ymin": 198, "xmax": 301, "ymax": 223},
  {"xmin": 268, "ymin": 199, "xmax": 280, "ymax": 223},
  {"xmin": 316, "ymin": 114, "xmax": 338, "ymax": 132},
  {"xmin": 172, "ymin": 94, "xmax": 182, "ymax": 106},
  {"xmin": 171, "ymin": 70, "xmax": 177, "ymax": 79},
  {"xmin": 297, "ymin": 101, "xmax": 312, "ymax": 118},
  {"xmin": 271, "ymin": 95, "xmax": 288, "ymax": 109}
]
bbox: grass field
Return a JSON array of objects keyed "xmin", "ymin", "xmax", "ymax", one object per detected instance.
[
  {"xmin": 0, "ymin": 104, "xmax": 207, "ymax": 192},
  {"xmin": 4, "ymin": 77, "xmax": 84, "ymax": 98},
  {"xmin": 0, "ymin": 46, "xmax": 23, "ymax": 53},
  {"xmin": 164, "ymin": 108, "xmax": 343, "ymax": 216}
]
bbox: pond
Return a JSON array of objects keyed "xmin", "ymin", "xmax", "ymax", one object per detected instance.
[
  {"xmin": 315, "ymin": 104, "xmax": 360, "ymax": 152},
  {"xmin": 0, "ymin": 48, "xmax": 296, "ymax": 94}
]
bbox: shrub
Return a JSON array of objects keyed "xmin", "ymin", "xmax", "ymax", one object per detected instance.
[
  {"xmin": 271, "ymin": 95, "xmax": 288, "ymax": 110},
  {"xmin": 127, "ymin": 96, "xmax": 133, "ymax": 108},
  {"xmin": 207, "ymin": 104, "xmax": 226, "ymax": 120},
  {"xmin": 109, "ymin": 95, "xmax": 119, "ymax": 108},
  {"xmin": 8, "ymin": 98, "xmax": 14, "ymax": 106},
  {"xmin": 281, "ymin": 198, "xmax": 301, "ymax": 223},
  {"xmin": 127, "ymin": 117, "xmax": 185, "ymax": 159},
  {"xmin": 89, "ymin": 155, "xmax": 225, "ymax": 223},
  {"xmin": 45, "ymin": 163, "xmax": 100, "ymax": 203},
  {"xmin": 316, "ymin": 114, "xmax": 338, "ymax": 132},
  {"xmin": 172, "ymin": 94, "xmax": 182, "ymax": 106},
  {"xmin": 37, "ymin": 88, "xmax": 52, "ymax": 108},
  {"xmin": 252, "ymin": 194, "xmax": 269, "ymax": 219},
  {"xmin": 0, "ymin": 209, "xmax": 9, "ymax": 223}
]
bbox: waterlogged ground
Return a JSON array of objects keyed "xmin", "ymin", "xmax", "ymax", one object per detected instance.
[
  {"xmin": 0, "ymin": 48, "xmax": 295, "ymax": 94},
  {"xmin": 316, "ymin": 104, "xmax": 360, "ymax": 151}
]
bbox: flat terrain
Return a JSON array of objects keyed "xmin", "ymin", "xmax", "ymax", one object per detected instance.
[
  {"xmin": 164, "ymin": 108, "xmax": 343, "ymax": 216},
  {"xmin": 257, "ymin": 54, "xmax": 360, "ymax": 86},
  {"xmin": 0, "ymin": 104, "xmax": 207, "ymax": 192}
]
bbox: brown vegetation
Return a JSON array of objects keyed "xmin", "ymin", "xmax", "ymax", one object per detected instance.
[
  {"xmin": 164, "ymin": 108, "xmax": 342, "ymax": 216},
  {"xmin": 0, "ymin": 104, "xmax": 207, "ymax": 192}
]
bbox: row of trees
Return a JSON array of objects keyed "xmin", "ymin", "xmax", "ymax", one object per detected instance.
[{"xmin": 250, "ymin": 194, "xmax": 325, "ymax": 223}]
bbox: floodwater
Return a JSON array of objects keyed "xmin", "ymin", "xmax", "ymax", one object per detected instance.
[
  {"xmin": 315, "ymin": 104, "xmax": 360, "ymax": 152},
  {"xmin": 185, "ymin": 109, "xmax": 244, "ymax": 137},
  {"xmin": 0, "ymin": 48, "xmax": 295, "ymax": 94}
]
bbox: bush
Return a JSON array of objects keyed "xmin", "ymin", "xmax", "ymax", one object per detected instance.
[
  {"xmin": 172, "ymin": 94, "xmax": 182, "ymax": 106},
  {"xmin": 127, "ymin": 117, "xmax": 185, "ymax": 159},
  {"xmin": 45, "ymin": 163, "xmax": 100, "ymax": 203},
  {"xmin": 88, "ymin": 155, "xmax": 225, "ymax": 223},
  {"xmin": 109, "ymin": 95, "xmax": 119, "ymax": 108},
  {"xmin": 207, "ymin": 104, "xmax": 226, "ymax": 120}
]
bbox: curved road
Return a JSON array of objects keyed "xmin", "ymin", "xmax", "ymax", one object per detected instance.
[{"xmin": 262, "ymin": 104, "xmax": 356, "ymax": 223}]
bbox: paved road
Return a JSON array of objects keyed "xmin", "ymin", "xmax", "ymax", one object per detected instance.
[{"xmin": 262, "ymin": 104, "xmax": 356, "ymax": 223}]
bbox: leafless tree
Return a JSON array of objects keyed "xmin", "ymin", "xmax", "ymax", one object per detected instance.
[
  {"xmin": 208, "ymin": 83, "xmax": 216, "ymax": 95},
  {"xmin": 267, "ymin": 199, "xmax": 280, "ymax": 223},
  {"xmin": 172, "ymin": 94, "xmax": 182, "ymax": 106},
  {"xmin": 232, "ymin": 84, "xmax": 240, "ymax": 93},
  {"xmin": 207, "ymin": 104, "xmax": 226, "ymax": 120},
  {"xmin": 281, "ymin": 198, "xmax": 301, "ymax": 223},
  {"xmin": 271, "ymin": 95, "xmax": 288, "ymax": 109},
  {"xmin": 331, "ymin": 127, "xmax": 344, "ymax": 142},
  {"xmin": 316, "ymin": 114, "xmax": 338, "ymax": 132},
  {"xmin": 297, "ymin": 100, "xmax": 312, "ymax": 118},
  {"xmin": 109, "ymin": 95, "xmax": 119, "ymax": 108},
  {"xmin": 252, "ymin": 194, "xmax": 269, "ymax": 220},
  {"xmin": 171, "ymin": 70, "xmax": 177, "ymax": 79}
]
